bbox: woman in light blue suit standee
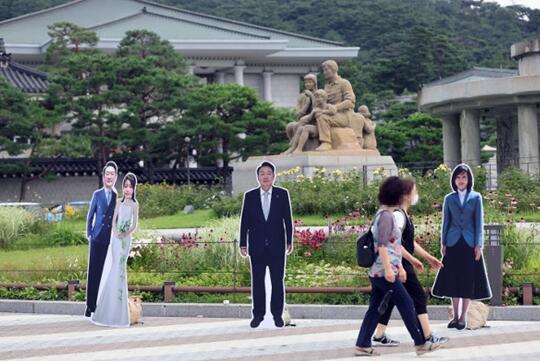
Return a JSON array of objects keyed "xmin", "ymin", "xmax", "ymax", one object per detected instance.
[{"xmin": 432, "ymin": 164, "xmax": 492, "ymax": 330}]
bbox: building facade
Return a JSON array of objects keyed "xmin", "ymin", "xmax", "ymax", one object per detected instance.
[
  {"xmin": 0, "ymin": 0, "xmax": 359, "ymax": 108},
  {"xmin": 418, "ymin": 38, "xmax": 540, "ymax": 175}
]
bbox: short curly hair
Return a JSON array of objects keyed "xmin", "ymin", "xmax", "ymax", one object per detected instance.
[{"xmin": 378, "ymin": 176, "xmax": 404, "ymax": 206}]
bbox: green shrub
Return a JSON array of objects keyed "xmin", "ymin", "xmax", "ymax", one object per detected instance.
[
  {"xmin": 210, "ymin": 194, "xmax": 243, "ymax": 217},
  {"xmin": 502, "ymin": 225, "xmax": 540, "ymax": 270},
  {"xmin": 208, "ymin": 165, "xmax": 537, "ymax": 220},
  {"xmin": 137, "ymin": 183, "xmax": 219, "ymax": 218},
  {"xmin": 13, "ymin": 222, "xmax": 86, "ymax": 249},
  {"xmin": 488, "ymin": 167, "xmax": 540, "ymax": 215},
  {"xmin": 0, "ymin": 286, "xmax": 67, "ymax": 300},
  {"xmin": 130, "ymin": 216, "xmax": 249, "ymax": 277},
  {"xmin": 0, "ymin": 207, "xmax": 36, "ymax": 248},
  {"xmin": 42, "ymin": 224, "xmax": 87, "ymax": 247}
]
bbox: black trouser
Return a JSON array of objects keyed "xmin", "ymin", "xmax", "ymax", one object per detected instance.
[
  {"xmin": 250, "ymin": 251, "xmax": 285, "ymax": 320},
  {"xmin": 357, "ymin": 277, "xmax": 425, "ymax": 347},
  {"xmin": 378, "ymin": 266, "xmax": 428, "ymax": 327},
  {"xmin": 86, "ymin": 241, "xmax": 109, "ymax": 311}
]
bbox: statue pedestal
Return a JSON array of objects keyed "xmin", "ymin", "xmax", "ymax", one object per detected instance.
[{"xmin": 231, "ymin": 150, "xmax": 397, "ymax": 194}]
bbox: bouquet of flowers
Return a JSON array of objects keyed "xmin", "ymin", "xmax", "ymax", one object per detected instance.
[{"xmin": 118, "ymin": 220, "xmax": 131, "ymax": 234}]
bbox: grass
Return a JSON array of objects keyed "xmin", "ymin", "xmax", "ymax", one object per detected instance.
[
  {"xmin": 48, "ymin": 209, "xmax": 540, "ymax": 232},
  {"xmin": 0, "ymin": 245, "xmax": 88, "ymax": 283},
  {"xmin": 295, "ymin": 214, "xmax": 368, "ymax": 226},
  {"xmin": 60, "ymin": 210, "xmax": 364, "ymax": 231},
  {"xmin": 62, "ymin": 209, "xmax": 218, "ymax": 231},
  {"xmin": 140, "ymin": 209, "xmax": 216, "ymax": 229}
]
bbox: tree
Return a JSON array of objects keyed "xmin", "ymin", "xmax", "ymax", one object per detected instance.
[
  {"xmin": 376, "ymin": 112, "xmax": 443, "ymax": 165},
  {"xmin": 115, "ymin": 31, "xmax": 195, "ymax": 183},
  {"xmin": 117, "ymin": 30, "xmax": 186, "ymax": 71},
  {"xmin": 0, "ymin": 80, "xmax": 68, "ymax": 200},
  {"xmin": 184, "ymin": 84, "xmax": 291, "ymax": 169},
  {"xmin": 47, "ymin": 52, "xmax": 122, "ymax": 181},
  {"xmin": 44, "ymin": 22, "xmax": 99, "ymax": 68},
  {"xmin": 0, "ymin": 80, "xmax": 34, "ymax": 157}
]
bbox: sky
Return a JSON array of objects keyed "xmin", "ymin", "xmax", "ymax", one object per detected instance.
[{"xmin": 489, "ymin": 0, "xmax": 540, "ymax": 9}]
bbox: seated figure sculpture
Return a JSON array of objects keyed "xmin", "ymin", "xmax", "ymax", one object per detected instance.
[
  {"xmin": 359, "ymin": 105, "xmax": 378, "ymax": 150},
  {"xmin": 283, "ymin": 74, "xmax": 318, "ymax": 153},
  {"xmin": 315, "ymin": 60, "xmax": 364, "ymax": 151},
  {"xmin": 283, "ymin": 89, "xmax": 329, "ymax": 154}
]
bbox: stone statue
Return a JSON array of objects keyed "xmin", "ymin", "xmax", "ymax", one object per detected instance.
[
  {"xmin": 295, "ymin": 73, "xmax": 317, "ymax": 119},
  {"xmin": 315, "ymin": 60, "xmax": 364, "ymax": 151},
  {"xmin": 359, "ymin": 105, "xmax": 377, "ymax": 150},
  {"xmin": 283, "ymin": 90, "xmax": 328, "ymax": 154},
  {"xmin": 283, "ymin": 74, "xmax": 319, "ymax": 154}
]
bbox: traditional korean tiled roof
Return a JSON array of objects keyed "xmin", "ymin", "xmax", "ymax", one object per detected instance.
[
  {"xmin": 0, "ymin": 38, "xmax": 48, "ymax": 93},
  {"xmin": 0, "ymin": 157, "xmax": 231, "ymax": 185},
  {"xmin": 0, "ymin": 60, "xmax": 49, "ymax": 93}
]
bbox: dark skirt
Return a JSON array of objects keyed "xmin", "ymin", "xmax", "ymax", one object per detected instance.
[{"xmin": 432, "ymin": 237, "xmax": 492, "ymax": 300}]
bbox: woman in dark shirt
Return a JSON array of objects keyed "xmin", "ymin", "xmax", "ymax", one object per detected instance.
[
  {"xmin": 372, "ymin": 178, "xmax": 449, "ymax": 347},
  {"xmin": 355, "ymin": 176, "xmax": 441, "ymax": 356}
]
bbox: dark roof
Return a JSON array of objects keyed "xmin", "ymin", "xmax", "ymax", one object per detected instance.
[
  {"xmin": 424, "ymin": 67, "xmax": 517, "ymax": 87},
  {"xmin": 136, "ymin": 167, "xmax": 231, "ymax": 184},
  {"xmin": 0, "ymin": 158, "xmax": 231, "ymax": 185},
  {"xmin": 0, "ymin": 38, "xmax": 48, "ymax": 93}
]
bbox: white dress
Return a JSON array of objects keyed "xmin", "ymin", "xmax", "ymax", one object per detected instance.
[{"xmin": 92, "ymin": 202, "xmax": 134, "ymax": 327}]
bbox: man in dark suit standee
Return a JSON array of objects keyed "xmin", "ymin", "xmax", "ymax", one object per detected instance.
[
  {"xmin": 85, "ymin": 161, "xmax": 118, "ymax": 318},
  {"xmin": 239, "ymin": 161, "xmax": 293, "ymax": 328}
]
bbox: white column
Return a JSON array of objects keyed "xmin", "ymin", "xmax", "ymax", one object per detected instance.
[
  {"xmin": 517, "ymin": 104, "xmax": 540, "ymax": 174},
  {"xmin": 215, "ymin": 71, "xmax": 226, "ymax": 84},
  {"xmin": 234, "ymin": 64, "xmax": 246, "ymax": 86},
  {"xmin": 441, "ymin": 113, "xmax": 461, "ymax": 167},
  {"xmin": 262, "ymin": 71, "xmax": 273, "ymax": 101},
  {"xmin": 460, "ymin": 109, "xmax": 481, "ymax": 167}
]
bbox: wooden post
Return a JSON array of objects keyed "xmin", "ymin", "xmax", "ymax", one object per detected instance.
[
  {"xmin": 67, "ymin": 280, "xmax": 79, "ymax": 301},
  {"xmin": 522, "ymin": 283, "xmax": 534, "ymax": 305},
  {"xmin": 163, "ymin": 281, "xmax": 175, "ymax": 302}
]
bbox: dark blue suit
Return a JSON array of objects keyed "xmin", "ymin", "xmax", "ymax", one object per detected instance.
[
  {"xmin": 239, "ymin": 186, "xmax": 293, "ymax": 320},
  {"xmin": 442, "ymin": 191, "xmax": 483, "ymax": 248},
  {"xmin": 86, "ymin": 188, "xmax": 116, "ymax": 311}
]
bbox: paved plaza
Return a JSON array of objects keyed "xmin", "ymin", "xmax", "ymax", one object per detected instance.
[{"xmin": 1, "ymin": 312, "xmax": 539, "ymax": 361}]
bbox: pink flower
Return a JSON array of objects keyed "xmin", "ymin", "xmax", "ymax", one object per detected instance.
[{"xmin": 304, "ymin": 251, "xmax": 312, "ymax": 257}]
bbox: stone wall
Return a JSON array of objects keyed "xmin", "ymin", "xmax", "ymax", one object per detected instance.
[{"xmin": 0, "ymin": 176, "xmax": 99, "ymax": 204}]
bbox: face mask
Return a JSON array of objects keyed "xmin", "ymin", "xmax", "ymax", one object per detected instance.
[{"xmin": 411, "ymin": 194, "xmax": 419, "ymax": 205}]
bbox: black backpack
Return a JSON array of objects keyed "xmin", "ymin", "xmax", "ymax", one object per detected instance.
[
  {"xmin": 356, "ymin": 227, "xmax": 376, "ymax": 267},
  {"xmin": 357, "ymin": 209, "xmax": 396, "ymax": 268}
]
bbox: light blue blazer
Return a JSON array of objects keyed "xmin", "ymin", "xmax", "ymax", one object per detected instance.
[{"xmin": 441, "ymin": 190, "xmax": 484, "ymax": 248}]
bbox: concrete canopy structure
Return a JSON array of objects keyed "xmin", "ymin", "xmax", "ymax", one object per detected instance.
[
  {"xmin": 0, "ymin": 0, "xmax": 359, "ymax": 107},
  {"xmin": 418, "ymin": 39, "xmax": 540, "ymax": 174}
]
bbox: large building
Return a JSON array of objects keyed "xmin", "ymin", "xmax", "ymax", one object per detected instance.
[
  {"xmin": 0, "ymin": 0, "xmax": 359, "ymax": 107},
  {"xmin": 419, "ymin": 38, "xmax": 540, "ymax": 175}
]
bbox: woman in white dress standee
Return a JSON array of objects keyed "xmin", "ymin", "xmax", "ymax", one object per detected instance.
[{"xmin": 92, "ymin": 173, "xmax": 139, "ymax": 327}]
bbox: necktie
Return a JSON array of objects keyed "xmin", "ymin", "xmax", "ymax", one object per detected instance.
[
  {"xmin": 263, "ymin": 191, "xmax": 270, "ymax": 220},
  {"xmin": 106, "ymin": 190, "xmax": 111, "ymax": 206}
]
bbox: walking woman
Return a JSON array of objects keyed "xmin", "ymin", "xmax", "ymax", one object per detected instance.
[
  {"xmin": 373, "ymin": 177, "xmax": 449, "ymax": 346},
  {"xmin": 355, "ymin": 176, "xmax": 441, "ymax": 356},
  {"xmin": 432, "ymin": 164, "xmax": 492, "ymax": 330}
]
